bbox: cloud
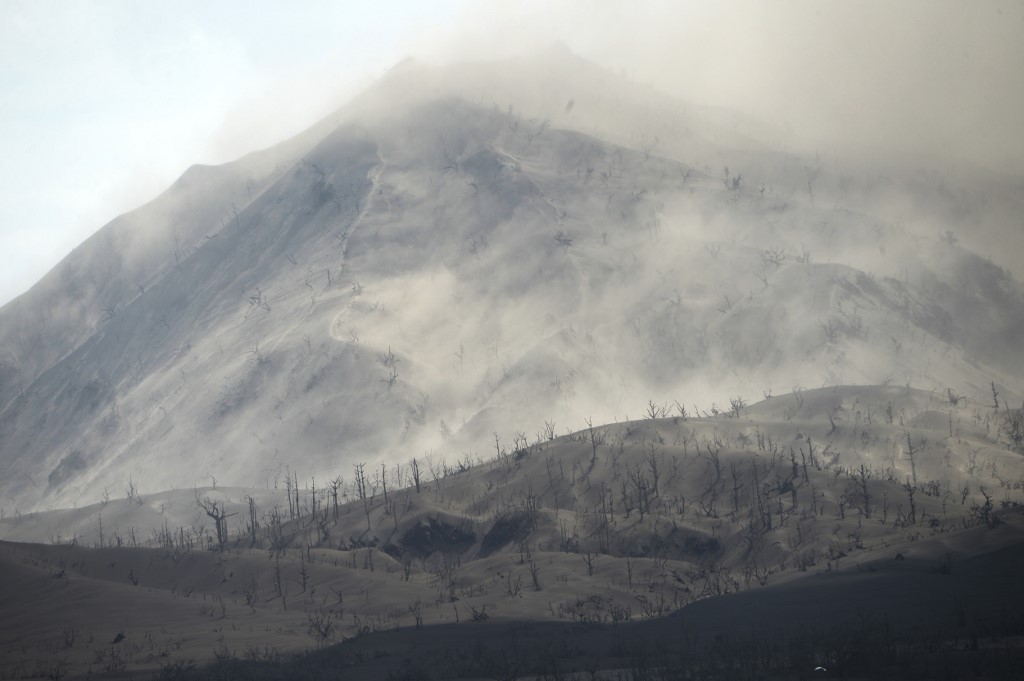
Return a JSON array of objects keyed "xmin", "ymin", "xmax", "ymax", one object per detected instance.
[
  {"xmin": 2, "ymin": 0, "xmax": 1021, "ymax": 305},
  {"xmin": 413, "ymin": 0, "xmax": 1024, "ymax": 172},
  {"xmin": 0, "ymin": 0, "xmax": 464, "ymax": 305}
]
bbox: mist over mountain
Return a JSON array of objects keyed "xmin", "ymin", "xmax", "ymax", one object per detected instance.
[{"xmin": 1, "ymin": 48, "xmax": 1022, "ymax": 515}]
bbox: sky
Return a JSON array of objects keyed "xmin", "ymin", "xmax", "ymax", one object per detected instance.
[{"xmin": 1, "ymin": 0, "xmax": 1022, "ymax": 307}]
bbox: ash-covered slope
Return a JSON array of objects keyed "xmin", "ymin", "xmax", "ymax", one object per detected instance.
[
  {"xmin": 1, "ymin": 50, "xmax": 1023, "ymax": 512},
  {"xmin": 0, "ymin": 112, "xmax": 342, "ymax": 416},
  {"xmin": 2, "ymin": 385, "xmax": 1023, "ymax": 680}
]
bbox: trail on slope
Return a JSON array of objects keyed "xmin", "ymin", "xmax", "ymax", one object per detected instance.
[{"xmin": 328, "ymin": 150, "xmax": 387, "ymax": 342}]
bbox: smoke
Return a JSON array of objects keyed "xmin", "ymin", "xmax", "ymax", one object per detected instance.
[
  {"xmin": 3, "ymin": 1, "xmax": 1020, "ymax": 307},
  {"xmin": 3, "ymin": 3, "xmax": 1024, "ymax": 510},
  {"xmin": 411, "ymin": 0, "xmax": 1024, "ymax": 174}
]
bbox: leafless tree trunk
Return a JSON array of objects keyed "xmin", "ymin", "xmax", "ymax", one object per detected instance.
[
  {"xmin": 905, "ymin": 432, "xmax": 918, "ymax": 487},
  {"xmin": 196, "ymin": 493, "xmax": 236, "ymax": 549},
  {"xmin": 411, "ymin": 457, "xmax": 421, "ymax": 494},
  {"xmin": 355, "ymin": 462, "xmax": 371, "ymax": 530}
]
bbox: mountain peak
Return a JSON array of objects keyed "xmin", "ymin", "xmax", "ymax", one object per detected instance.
[{"xmin": 0, "ymin": 50, "xmax": 1022, "ymax": 513}]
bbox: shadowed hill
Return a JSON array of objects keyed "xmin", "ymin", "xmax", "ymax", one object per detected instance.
[{"xmin": 2, "ymin": 385, "xmax": 1023, "ymax": 679}]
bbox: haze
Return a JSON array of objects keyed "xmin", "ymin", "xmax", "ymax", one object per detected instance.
[
  {"xmin": 2, "ymin": 3, "xmax": 1024, "ymax": 677},
  {"xmin": 1, "ymin": 0, "xmax": 1021, "ymax": 307}
]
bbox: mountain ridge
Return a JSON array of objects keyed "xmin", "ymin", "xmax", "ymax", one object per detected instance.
[{"xmin": 1, "ymin": 51, "xmax": 1022, "ymax": 514}]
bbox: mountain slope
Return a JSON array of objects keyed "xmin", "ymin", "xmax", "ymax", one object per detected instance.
[{"xmin": 1, "ymin": 52, "xmax": 1023, "ymax": 512}]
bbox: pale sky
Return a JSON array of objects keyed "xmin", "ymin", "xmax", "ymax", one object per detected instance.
[{"xmin": 2, "ymin": 0, "xmax": 1021, "ymax": 307}]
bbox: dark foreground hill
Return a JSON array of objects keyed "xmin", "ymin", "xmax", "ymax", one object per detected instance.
[{"xmin": 2, "ymin": 386, "xmax": 1023, "ymax": 679}]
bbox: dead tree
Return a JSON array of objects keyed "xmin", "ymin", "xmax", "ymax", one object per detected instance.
[
  {"xmin": 354, "ymin": 463, "xmax": 371, "ymax": 530},
  {"xmin": 751, "ymin": 460, "xmax": 772, "ymax": 531},
  {"xmin": 196, "ymin": 493, "xmax": 237, "ymax": 549},
  {"xmin": 247, "ymin": 496, "xmax": 259, "ymax": 546},
  {"xmin": 901, "ymin": 479, "xmax": 917, "ymax": 525},
  {"xmin": 973, "ymin": 487, "xmax": 997, "ymax": 527},
  {"xmin": 626, "ymin": 464, "xmax": 653, "ymax": 520},
  {"xmin": 125, "ymin": 477, "xmax": 143, "ymax": 506},
  {"xmin": 722, "ymin": 165, "xmax": 742, "ymax": 191},
  {"xmin": 285, "ymin": 472, "xmax": 295, "ymax": 519},
  {"xmin": 1003, "ymin": 403, "xmax": 1024, "ymax": 450},
  {"xmin": 904, "ymin": 432, "xmax": 918, "ymax": 487},
  {"xmin": 730, "ymin": 397, "xmax": 746, "ymax": 418},
  {"xmin": 329, "ymin": 476, "xmax": 342, "ymax": 520},
  {"xmin": 851, "ymin": 464, "xmax": 872, "ymax": 518},
  {"xmin": 411, "ymin": 457, "xmax": 421, "ymax": 494},
  {"xmin": 730, "ymin": 462, "xmax": 745, "ymax": 517},
  {"xmin": 645, "ymin": 448, "xmax": 661, "ymax": 496},
  {"xmin": 553, "ymin": 230, "xmax": 573, "ymax": 251},
  {"xmin": 583, "ymin": 417, "xmax": 605, "ymax": 477}
]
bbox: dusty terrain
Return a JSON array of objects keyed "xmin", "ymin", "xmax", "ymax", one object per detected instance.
[
  {"xmin": 1, "ymin": 46, "xmax": 1023, "ymax": 681},
  {"xmin": 2, "ymin": 386, "xmax": 1023, "ymax": 679},
  {"xmin": 1, "ymin": 51, "xmax": 1022, "ymax": 515}
]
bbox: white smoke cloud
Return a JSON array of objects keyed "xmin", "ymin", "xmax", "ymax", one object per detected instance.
[{"xmin": 2, "ymin": 0, "xmax": 1020, "ymax": 306}]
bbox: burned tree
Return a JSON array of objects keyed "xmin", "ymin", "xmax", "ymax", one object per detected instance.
[
  {"xmin": 196, "ymin": 493, "xmax": 237, "ymax": 549},
  {"xmin": 904, "ymin": 432, "xmax": 918, "ymax": 487},
  {"xmin": 354, "ymin": 462, "xmax": 372, "ymax": 530},
  {"xmin": 411, "ymin": 457, "xmax": 422, "ymax": 494},
  {"xmin": 329, "ymin": 476, "xmax": 343, "ymax": 519},
  {"xmin": 848, "ymin": 464, "xmax": 872, "ymax": 519},
  {"xmin": 1003, "ymin": 402, "xmax": 1024, "ymax": 450}
]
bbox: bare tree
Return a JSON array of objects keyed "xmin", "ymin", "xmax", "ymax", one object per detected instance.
[
  {"xmin": 722, "ymin": 165, "xmax": 742, "ymax": 191},
  {"xmin": 377, "ymin": 346, "xmax": 400, "ymax": 368},
  {"xmin": 354, "ymin": 463, "xmax": 371, "ymax": 530},
  {"xmin": 901, "ymin": 478, "xmax": 917, "ymax": 525},
  {"xmin": 329, "ymin": 476, "xmax": 342, "ymax": 519},
  {"xmin": 410, "ymin": 457, "xmax": 421, "ymax": 494},
  {"xmin": 805, "ymin": 165, "xmax": 821, "ymax": 204},
  {"xmin": 554, "ymin": 229, "xmax": 573, "ymax": 251},
  {"xmin": 820, "ymin": 320, "xmax": 840, "ymax": 344},
  {"xmin": 972, "ymin": 487, "xmax": 997, "ymax": 527},
  {"xmin": 904, "ymin": 432, "xmax": 918, "ymax": 487},
  {"xmin": 850, "ymin": 464, "xmax": 872, "ymax": 519},
  {"xmin": 381, "ymin": 367, "xmax": 399, "ymax": 395},
  {"xmin": 645, "ymin": 401, "xmax": 668, "ymax": 419},
  {"xmin": 306, "ymin": 607, "xmax": 336, "ymax": 648},
  {"xmin": 760, "ymin": 248, "xmax": 786, "ymax": 268},
  {"xmin": 125, "ymin": 478, "xmax": 143, "ymax": 506},
  {"xmin": 729, "ymin": 397, "xmax": 747, "ymax": 418},
  {"xmin": 195, "ymin": 492, "xmax": 236, "ymax": 549},
  {"xmin": 505, "ymin": 571, "xmax": 523, "ymax": 597},
  {"xmin": 408, "ymin": 600, "xmax": 423, "ymax": 629},
  {"xmin": 248, "ymin": 288, "xmax": 271, "ymax": 312},
  {"xmin": 246, "ymin": 495, "xmax": 258, "ymax": 546},
  {"xmin": 583, "ymin": 417, "xmax": 605, "ymax": 475},
  {"xmin": 1003, "ymin": 403, "xmax": 1024, "ymax": 450}
]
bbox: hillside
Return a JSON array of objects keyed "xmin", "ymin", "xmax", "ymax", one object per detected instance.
[
  {"xmin": 1, "ymin": 52, "xmax": 1023, "ymax": 514},
  {"xmin": 2, "ymin": 386, "xmax": 1023, "ymax": 678},
  {"xmin": 2, "ymin": 47, "xmax": 1024, "ymax": 679}
]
